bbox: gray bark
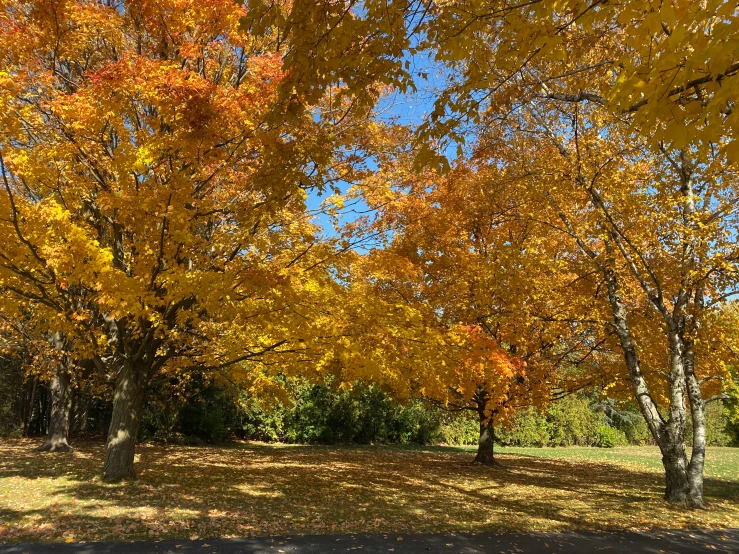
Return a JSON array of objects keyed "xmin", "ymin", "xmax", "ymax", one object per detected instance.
[
  {"xmin": 37, "ymin": 333, "xmax": 73, "ymax": 453},
  {"xmin": 474, "ymin": 411, "xmax": 497, "ymax": 466},
  {"xmin": 684, "ymin": 345, "xmax": 707, "ymax": 506},
  {"xmin": 103, "ymin": 361, "xmax": 147, "ymax": 481},
  {"xmin": 604, "ymin": 264, "xmax": 704, "ymax": 506},
  {"xmin": 662, "ymin": 440, "xmax": 691, "ymax": 503},
  {"xmin": 604, "ymin": 266, "xmax": 665, "ymax": 440},
  {"xmin": 100, "ymin": 298, "xmax": 192, "ymax": 480},
  {"xmin": 544, "ymin": 125, "xmax": 710, "ymax": 508}
]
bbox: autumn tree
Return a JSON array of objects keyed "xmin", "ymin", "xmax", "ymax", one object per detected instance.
[
  {"xmin": 279, "ymin": 0, "xmax": 739, "ymax": 502},
  {"xmin": 3, "ymin": 0, "xmax": 736, "ymax": 506},
  {"xmin": 460, "ymin": 104, "xmax": 737, "ymax": 507},
  {"xmin": 414, "ymin": 0, "xmax": 738, "ymax": 161},
  {"xmin": 330, "ymin": 131, "xmax": 600, "ymax": 464},
  {"xmin": 241, "ymin": 0, "xmax": 421, "ymax": 113},
  {"xmin": 392, "ymin": 0, "xmax": 739, "ymax": 507},
  {"xmin": 0, "ymin": 0, "xmax": 364, "ymax": 480}
]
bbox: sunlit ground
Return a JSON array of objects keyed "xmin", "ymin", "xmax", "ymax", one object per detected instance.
[{"xmin": 1, "ymin": 440, "xmax": 737, "ymax": 544}]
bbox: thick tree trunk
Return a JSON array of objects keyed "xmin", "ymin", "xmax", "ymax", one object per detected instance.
[
  {"xmin": 660, "ymin": 438, "xmax": 691, "ymax": 504},
  {"xmin": 571, "ymin": 156, "xmax": 708, "ymax": 508},
  {"xmin": 103, "ymin": 362, "xmax": 147, "ymax": 481},
  {"xmin": 658, "ymin": 410, "xmax": 704, "ymax": 507},
  {"xmin": 653, "ymin": 332, "xmax": 694, "ymax": 504},
  {"xmin": 474, "ymin": 413, "xmax": 498, "ymax": 466},
  {"xmin": 36, "ymin": 370, "xmax": 73, "ymax": 452}
]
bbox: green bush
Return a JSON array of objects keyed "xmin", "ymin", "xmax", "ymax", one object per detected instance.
[
  {"xmin": 439, "ymin": 414, "xmax": 479, "ymax": 445},
  {"xmin": 397, "ymin": 401, "xmax": 442, "ymax": 444},
  {"xmin": 135, "ymin": 376, "xmax": 697, "ymax": 449},
  {"xmin": 593, "ymin": 398, "xmax": 653, "ymax": 445},
  {"xmin": 706, "ymin": 402, "xmax": 734, "ymax": 446},
  {"xmin": 236, "ymin": 397, "xmax": 285, "ymax": 442},
  {"xmin": 282, "ymin": 383, "xmax": 443, "ymax": 445},
  {"xmin": 350, "ymin": 385, "xmax": 397, "ymax": 443},
  {"xmin": 496, "ymin": 408, "xmax": 549, "ymax": 447},
  {"xmin": 286, "ymin": 383, "xmax": 366, "ymax": 443},
  {"xmin": 618, "ymin": 413, "xmax": 652, "ymax": 445},
  {"xmin": 546, "ymin": 396, "xmax": 605, "ymax": 446},
  {"xmin": 594, "ymin": 425, "xmax": 629, "ymax": 447},
  {"xmin": 726, "ymin": 397, "xmax": 739, "ymax": 447},
  {"xmin": 140, "ymin": 400, "xmax": 180, "ymax": 442},
  {"xmin": 684, "ymin": 401, "xmax": 735, "ymax": 447},
  {"xmin": 497, "ymin": 397, "xmax": 640, "ymax": 448},
  {"xmin": 231, "ymin": 380, "xmax": 445, "ymax": 445}
]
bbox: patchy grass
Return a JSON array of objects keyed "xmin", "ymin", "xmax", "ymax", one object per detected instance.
[{"xmin": 0, "ymin": 440, "xmax": 738, "ymax": 544}]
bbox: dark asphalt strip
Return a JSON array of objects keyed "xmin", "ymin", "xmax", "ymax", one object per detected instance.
[{"xmin": 2, "ymin": 529, "xmax": 739, "ymax": 554}]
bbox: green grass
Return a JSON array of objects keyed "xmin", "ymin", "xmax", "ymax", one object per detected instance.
[
  {"xmin": 1, "ymin": 439, "xmax": 738, "ymax": 544},
  {"xmin": 474, "ymin": 445, "xmax": 738, "ymax": 481},
  {"xmin": 362, "ymin": 444, "xmax": 739, "ymax": 483}
]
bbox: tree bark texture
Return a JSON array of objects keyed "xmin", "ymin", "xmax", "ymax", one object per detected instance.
[
  {"xmin": 474, "ymin": 412, "xmax": 497, "ymax": 466},
  {"xmin": 36, "ymin": 370, "xmax": 73, "ymax": 452},
  {"xmin": 605, "ymin": 264, "xmax": 706, "ymax": 507},
  {"xmin": 37, "ymin": 333, "xmax": 73, "ymax": 452},
  {"xmin": 103, "ymin": 361, "xmax": 147, "ymax": 481}
]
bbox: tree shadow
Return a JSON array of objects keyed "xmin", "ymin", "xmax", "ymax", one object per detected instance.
[{"xmin": 1, "ymin": 439, "xmax": 738, "ymax": 544}]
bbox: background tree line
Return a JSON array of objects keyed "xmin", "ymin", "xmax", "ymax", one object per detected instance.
[{"xmin": 3, "ymin": 356, "xmax": 737, "ymax": 449}]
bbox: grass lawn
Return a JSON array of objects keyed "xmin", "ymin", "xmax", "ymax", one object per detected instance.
[{"xmin": 1, "ymin": 440, "xmax": 738, "ymax": 544}]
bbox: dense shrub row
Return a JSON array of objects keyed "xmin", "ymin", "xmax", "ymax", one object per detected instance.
[
  {"xmin": 495, "ymin": 398, "xmax": 633, "ymax": 447},
  {"xmin": 141, "ymin": 382, "xmax": 444, "ymax": 445},
  {"xmin": 137, "ymin": 380, "xmax": 737, "ymax": 448}
]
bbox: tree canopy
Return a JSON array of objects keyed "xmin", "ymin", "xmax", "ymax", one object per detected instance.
[{"xmin": 0, "ymin": 0, "xmax": 737, "ymax": 509}]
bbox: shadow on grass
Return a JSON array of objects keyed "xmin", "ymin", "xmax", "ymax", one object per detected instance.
[{"xmin": 1, "ymin": 439, "xmax": 738, "ymax": 544}]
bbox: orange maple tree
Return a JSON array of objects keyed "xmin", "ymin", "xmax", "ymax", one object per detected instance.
[{"xmin": 331, "ymin": 142, "xmax": 603, "ymax": 463}]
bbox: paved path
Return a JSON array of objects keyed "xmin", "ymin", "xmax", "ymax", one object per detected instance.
[{"xmin": 2, "ymin": 529, "xmax": 738, "ymax": 554}]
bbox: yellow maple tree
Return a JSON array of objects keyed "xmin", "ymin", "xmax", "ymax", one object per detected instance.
[{"xmin": 0, "ymin": 0, "xmax": 369, "ymax": 480}]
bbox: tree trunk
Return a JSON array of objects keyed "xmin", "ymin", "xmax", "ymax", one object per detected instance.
[
  {"xmin": 22, "ymin": 377, "xmax": 37, "ymax": 437},
  {"xmin": 36, "ymin": 370, "xmax": 73, "ymax": 452},
  {"xmin": 684, "ymin": 348, "xmax": 707, "ymax": 507},
  {"xmin": 103, "ymin": 361, "xmax": 147, "ymax": 481},
  {"xmin": 642, "ymin": 336, "xmax": 705, "ymax": 507},
  {"xmin": 474, "ymin": 413, "xmax": 498, "ymax": 466},
  {"xmin": 603, "ymin": 262, "xmax": 705, "ymax": 506},
  {"xmin": 72, "ymin": 388, "xmax": 89, "ymax": 435},
  {"xmin": 37, "ymin": 333, "xmax": 74, "ymax": 452},
  {"xmin": 660, "ymin": 438, "xmax": 691, "ymax": 504}
]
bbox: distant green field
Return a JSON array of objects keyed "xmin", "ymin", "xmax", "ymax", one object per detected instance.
[
  {"xmin": 1, "ymin": 440, "xmax": 737, "ymax": 544},
  {"xmin": 508, "ymin": 446, "xmax": 739, "ymax": 482},
  {"xmin": 491, "ymin": 445, "xmax": 738, "ymax": 483},
  {"xmin": 384, "ymin": 444, "xmax": 738, "ymax": 485}
]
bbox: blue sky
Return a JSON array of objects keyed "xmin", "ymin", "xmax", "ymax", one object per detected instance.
[{"xmin": 305, "ymin": 50, "xmax": 448, "ymax": 243}]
